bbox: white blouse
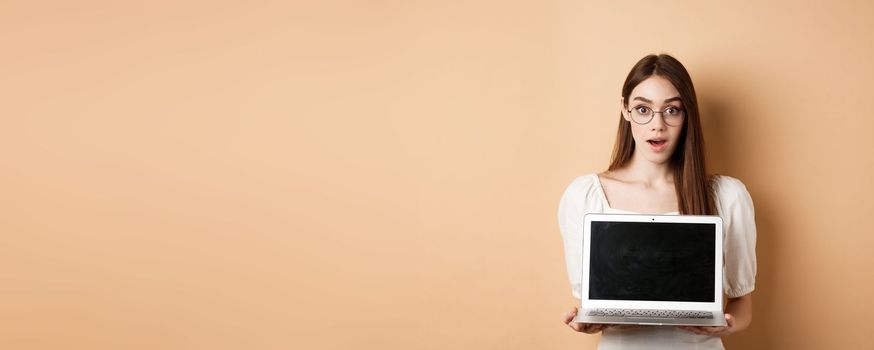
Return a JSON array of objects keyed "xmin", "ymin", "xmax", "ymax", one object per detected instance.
[{"xmin": 558, "ymin": 174, "xmax": 757, "ymax": 350}]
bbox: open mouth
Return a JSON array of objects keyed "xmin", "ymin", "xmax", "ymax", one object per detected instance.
[{"xmin": 646, "ymin": 138, "xmax": 668, "ymax": 152}]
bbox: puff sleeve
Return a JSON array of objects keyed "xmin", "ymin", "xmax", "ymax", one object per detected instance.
[
  {"xmin": 558, "ymin": 175, "xmax": 602, "ymax": 300},
  {"xmin": 714, "ymin": 176, "xmax": 758, "ymax": 298}
]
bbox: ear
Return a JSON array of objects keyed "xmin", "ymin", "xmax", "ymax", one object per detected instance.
[{"xmin": 620, "ymin": 97, "xmax": 631, "ymax": 121}]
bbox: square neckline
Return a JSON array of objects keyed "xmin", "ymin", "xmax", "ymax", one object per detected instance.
[{"xmin": 592, "ymin": 173, "xmax": 680, "ymax": 215}]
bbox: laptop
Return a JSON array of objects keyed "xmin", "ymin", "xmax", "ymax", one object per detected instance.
[{"xmin": 572, "ymin": 213, "xmax": 727, "ymax": 327}]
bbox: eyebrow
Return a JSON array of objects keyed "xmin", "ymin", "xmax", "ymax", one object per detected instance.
[{"xmin": 632, "ymin": 96, "xmax": 682, "ymax": 103}]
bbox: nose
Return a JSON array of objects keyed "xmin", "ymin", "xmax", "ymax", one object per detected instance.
[{"xmin": 650, "ymin": 112, "xmax": 667, "ymax": 131}]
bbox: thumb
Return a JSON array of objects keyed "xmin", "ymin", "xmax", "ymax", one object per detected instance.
[{"xmin": 564, "ymin": 307, "xmax": 578, "ymax": 322}]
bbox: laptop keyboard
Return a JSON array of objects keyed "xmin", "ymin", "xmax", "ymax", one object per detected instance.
[{"xmin": 587, "ymin": 309, "xmax": 714, "ymax": 319}]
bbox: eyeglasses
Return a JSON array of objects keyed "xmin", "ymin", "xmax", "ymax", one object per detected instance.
[{"xmin": 626, "ymin": 106, "xmax": 685, "ymax": 126}]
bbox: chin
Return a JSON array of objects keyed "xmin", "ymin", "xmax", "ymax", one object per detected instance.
[{"xmin": 642, "ymin": 152, "xmax": 673, "ymax": 165}]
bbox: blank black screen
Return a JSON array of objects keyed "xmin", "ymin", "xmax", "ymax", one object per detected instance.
[{"xmin": 589, "ymin": 222, "xmax": 715, "ymax": 302}]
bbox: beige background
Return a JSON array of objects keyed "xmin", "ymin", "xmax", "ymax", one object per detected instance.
[{"xmin": 2, "ymin": 0, "xmax": 873, "ymax": 349}]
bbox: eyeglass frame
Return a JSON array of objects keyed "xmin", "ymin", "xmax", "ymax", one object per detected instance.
[{"xmin": 624, "ymin": 105, "xmax": 686, "ymax": 127}]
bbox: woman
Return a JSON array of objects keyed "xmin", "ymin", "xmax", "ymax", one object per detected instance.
[{"xmin": 558, "ymin": 54, "xmax": 756, "ymax": 349}]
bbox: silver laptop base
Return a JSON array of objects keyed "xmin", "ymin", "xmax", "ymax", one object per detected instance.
[{"xmin": 573, "ymin": 309, "xmax": 727, "ymax": 327}]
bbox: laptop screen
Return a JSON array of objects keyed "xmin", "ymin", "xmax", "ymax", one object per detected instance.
[{"xmin": 589, "ymin": 221, "xmax": 716, "ymax": 303}]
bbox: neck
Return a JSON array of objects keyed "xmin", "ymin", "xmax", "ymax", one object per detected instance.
[{"xmin": 624, "ymin": 151, "xmax": 674, "ymax": 186}]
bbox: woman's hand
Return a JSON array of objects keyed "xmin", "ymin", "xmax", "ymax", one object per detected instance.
[
  {"xmin": 678, "ymin": 313, "xmax": 736, "ymax": 337},
  {"xmin": 563, "ymin": 307, "xmax": 614, "ymax": 334}
]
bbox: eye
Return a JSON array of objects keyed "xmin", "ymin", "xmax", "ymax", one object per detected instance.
[
  {"xmin": 634, "ymin": 106, "xmax": 651, "ymax": 114},
  {"xmin": 665, "ymin": 107, "xmax": 682, "ymax": 115}
]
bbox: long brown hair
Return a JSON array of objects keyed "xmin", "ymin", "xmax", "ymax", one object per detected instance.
[{"xmin": 608, "ymin": 54, "xmax": 716, "ymax": 215}]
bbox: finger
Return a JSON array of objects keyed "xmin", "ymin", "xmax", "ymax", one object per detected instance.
[
  {"xmin": 568, "ymin": 322, "xmax": 585, "ymax": 332},
  {"xmin": 678, "ymin": 326, "xmax": 701, "ymax": 335},
  {"xmin": 701, "ymin": 325, "xmax": 732, "ymax": 336},
  {"xmin": 564, "ymin": 308, "xmax": 588, "ymax": 332},
  {"xmin": 582, "ymin": 323, "xmax": 605, "ymax": 334},
  {"xmin": 683, "ymin": 315, "xmax": 733, "ymax": 336},
  {"xmin": 679, "ymin": 326, "xmax": 713, "ymax": 335},
  {"xmin": 724, "ymin": 313, "xmax": 734, "ymax": 327},
  {"xmin": 593, "ymin": 323, "xmax": 615, "ymax": 333},
  {"xmin": 563, "ymin": 307, "xmax": 578, "ymax": 324}
]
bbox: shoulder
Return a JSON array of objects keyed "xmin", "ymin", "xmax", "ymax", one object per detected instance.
[
  {"xmin": 559, "ymin": 173, "xmax": 603, "ymax": 213},
  {"xmin": 559, "ymin": 173, "xmax": 605, "ymax": 228},
  {"xmin": 712, "ymin": 175, "xmax": 755, "ymax": 214},
  {"xmin": 712, "ymin": 175, "xmax": 752, "ymax": 200},
  {"xmin": 561, "ymin": 173, "xmax": 600, "ymax": 199}
]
